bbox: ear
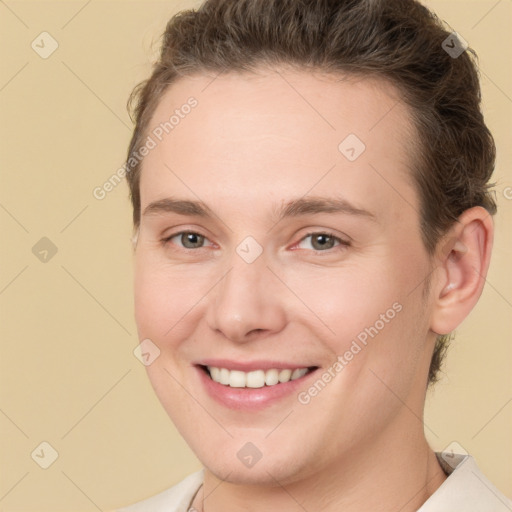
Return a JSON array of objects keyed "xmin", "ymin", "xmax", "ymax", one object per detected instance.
[{"xmin": 429, "ymin": 206, "xmax": 494, "ymax": 335}]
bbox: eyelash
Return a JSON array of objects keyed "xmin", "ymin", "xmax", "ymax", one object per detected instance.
[{"xmin": 160, "ymin": 230, "xmax": 351, "ymax": 253}]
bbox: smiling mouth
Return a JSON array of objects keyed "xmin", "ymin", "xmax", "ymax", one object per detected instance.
[{"xmin": 200, "ymin": 365, "xmax": 318, "ymax": 388}]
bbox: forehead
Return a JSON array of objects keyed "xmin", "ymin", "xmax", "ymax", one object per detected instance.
[{"xmin": 139, "ymin": 68, "xmax": 419, "ymax": 226}]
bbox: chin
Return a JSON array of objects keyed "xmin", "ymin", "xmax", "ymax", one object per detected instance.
[
  {"xmin": 204, "ymin": 460, "xmax": 297, "ymax": 486},
  {"xmin": 193, "ymin": 439, "xmax": 313, "ymax": 487}
]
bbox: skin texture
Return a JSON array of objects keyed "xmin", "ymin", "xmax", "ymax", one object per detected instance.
[{"xmin": 132, "ymin": 68, "xmax": 493, "ymax": 511}]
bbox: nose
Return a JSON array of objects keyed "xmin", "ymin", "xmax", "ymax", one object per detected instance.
[{"xmin": 205, "ymin": 249, "xmax": 287, "ymax": 343}]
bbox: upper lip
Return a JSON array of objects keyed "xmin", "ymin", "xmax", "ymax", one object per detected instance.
[{"xmin": 197, "ymin": 359, "xmax": 318, "ymax": 372}]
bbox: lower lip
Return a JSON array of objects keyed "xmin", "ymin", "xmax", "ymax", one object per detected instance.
[{"xmin": 196, "ymin": 366, "xmax": 318, "ymax": 411}]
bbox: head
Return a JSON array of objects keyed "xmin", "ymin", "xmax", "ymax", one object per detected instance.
[{"xmin": 126, "ymin": 0, "xmax": 496, "ymax": 487}]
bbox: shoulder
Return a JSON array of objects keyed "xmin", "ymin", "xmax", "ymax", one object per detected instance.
[
  {"xmin": 418, "ymin": 453, "xmax": 512, "ymax": 512},
  {"xmin": 116, "ymin": 469, "xmax": 204, "ymax": 512}
]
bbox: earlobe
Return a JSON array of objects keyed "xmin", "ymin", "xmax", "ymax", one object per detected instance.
[{"xmin": 430, "ymin": 207, "xmax": 494, "ymax": 335}]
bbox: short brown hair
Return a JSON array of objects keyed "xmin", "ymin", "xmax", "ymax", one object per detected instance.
[{"xmin": 126, "ymin": 0, "xmax": 497, "ymax": 386}]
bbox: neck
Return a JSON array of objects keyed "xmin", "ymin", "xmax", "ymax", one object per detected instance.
[{"xmin": 193, "ymin": 416, "xmax": 447, "ymax": 512}]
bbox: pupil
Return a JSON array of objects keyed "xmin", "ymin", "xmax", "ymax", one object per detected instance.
[
  {"xmin": 184, "ymin": 233, "xmax": 202, "ymax": 248},
  {"xmin": 314, "ymin": 234, "xmax": 333, "ymax": 250}
]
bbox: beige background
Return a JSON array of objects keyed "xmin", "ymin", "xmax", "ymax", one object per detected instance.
[{"xmin": 0, "ymin": 0, "xmax": 510, "ymax": 510}]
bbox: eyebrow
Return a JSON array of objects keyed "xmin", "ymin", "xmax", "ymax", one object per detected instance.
[{"xmin": 142, "ymin": 195, "xmax": 377, "ymax": 222}]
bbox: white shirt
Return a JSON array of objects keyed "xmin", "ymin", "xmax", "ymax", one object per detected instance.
[{"xmin": 117, "ymin": 453, "xmax": 512, "ymax": 511}]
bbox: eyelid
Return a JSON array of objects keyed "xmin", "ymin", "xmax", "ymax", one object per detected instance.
[
  {"xmin": 161, "ymin": 230, "xmax": 215, "ymax": 250},
  {"xmin": 162, "ymin": 229, "xmax": 350, "ymax": 253},
  {"xmin": 290, "ymin": 231, "xmax": 351, "ymax": 252}
]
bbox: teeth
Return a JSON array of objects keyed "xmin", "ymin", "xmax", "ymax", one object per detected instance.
[
  {"xmin": 229, "ymin": 370, "xmax": 246, "ymax": 388},
  {"xmin": 210, "ymin": 367, "xmax": 220, "ymax": 381},
  {"xmin": 291, "ymin": 368, "xmax": 308, "ymax": 380},
  {"xmin": 278, "ymin": 369, "xmax": 292, "ymax": 382},
  {"xmin": 246, "ymin": 370, "xmax": 266, "ymax": 388},
  {"xmin": 219, "ymin": 368, "xmax": 230, "ymax": 385},
  {"xmin": 265, "ymin": 369, "xmax": 279, "ymax": 386},
  {"xmin": 207, "ymin": 366, "xmax": 311, "ymax": 388}
]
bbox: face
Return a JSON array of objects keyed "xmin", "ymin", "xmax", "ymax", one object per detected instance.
[{"xmin": 133, "ymin": 68, "xmax": 437, "ymax": 485}]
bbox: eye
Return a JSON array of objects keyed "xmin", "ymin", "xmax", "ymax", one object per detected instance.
[
  {"xmin": 295, "ymin": 231, "xmax": 350, "ymax": 252},
  {"xmin": 162, "ymin": 231, "xmax": 213, "ymax": 250},
  {"xmin": 161, "ymin": 230, "xmax": 350, "ymax": 253}
]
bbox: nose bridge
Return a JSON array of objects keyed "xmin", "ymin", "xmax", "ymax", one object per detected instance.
[{"xmin": 206, "ymin": 243, "xmax": 285, "ymax": 341}]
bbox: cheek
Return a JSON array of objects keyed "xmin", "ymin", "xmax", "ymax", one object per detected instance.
[
  {"xmin": 292, "ymin": 255, "xmax": 429, "ymax": 372},
  {"xmin": 133, "ymin": 251, "xmax": 209, "ymax": 341},
  {"xmin": 134, "ymin": 265, "xmax": 170, "ymax": 341},
  {"xmin": 287, "ymin": 261, "xmax": 404, "ymax": 339}
]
